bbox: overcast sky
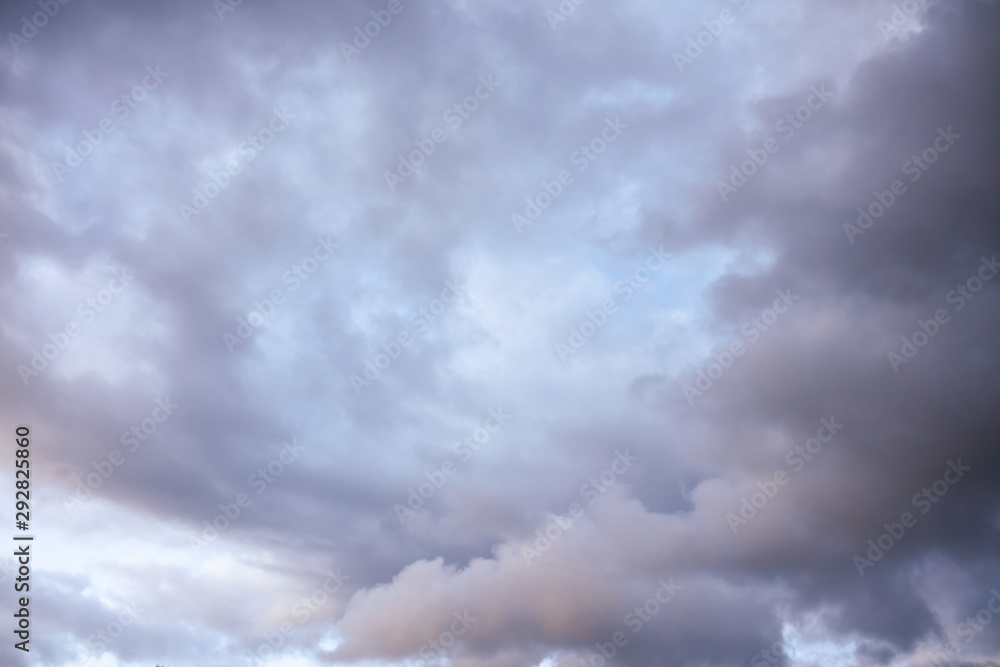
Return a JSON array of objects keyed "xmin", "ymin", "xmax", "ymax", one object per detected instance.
[{"xmin": 1, "ymin": 0, "xmax": 999, "ymax": 666}]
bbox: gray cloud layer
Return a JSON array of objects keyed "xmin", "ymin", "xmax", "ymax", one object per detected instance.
[{"xmin": 1, "ymin": 0, "xmax": 998, "ymax": 666}]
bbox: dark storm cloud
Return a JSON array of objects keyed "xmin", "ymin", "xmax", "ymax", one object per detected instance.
[{"xmin": 0, "ymin": 0, "xmax": 998, "ymax": 665}]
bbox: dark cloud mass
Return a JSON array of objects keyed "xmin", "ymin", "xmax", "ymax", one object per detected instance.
[{"xmin": 1, "ymin": 0, "xmax": 999, "ymax": 665}]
